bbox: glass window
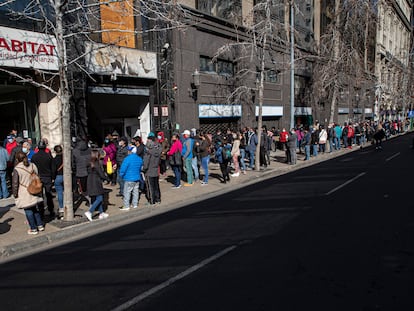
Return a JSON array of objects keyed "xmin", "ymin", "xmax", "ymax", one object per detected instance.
[
  {"xmin": 197, "ymin": 0, "xmax": 242, "ymax": 24},
  {"xmin": 200, "ymin": 56, "xmax": 216, "ymax": 73},
  {"xmin": 266, "ymin": 70, "xmax": 279, "ymax": 83},
  {"xmin": 217, "ymin": 59, "xmax": 234, "ymax": 76}
]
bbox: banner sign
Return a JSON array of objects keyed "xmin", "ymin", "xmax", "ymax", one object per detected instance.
[
  {"xmin": 85, "ymin": 41, "xmax": 157, "ymax": 79},
  {"xmin": 199, "ymin": 104, "xmax": 242, "ymax": 118},
  {"xmin": 0, "ymin": 26, "xmax": 58, "ymax": 71}
]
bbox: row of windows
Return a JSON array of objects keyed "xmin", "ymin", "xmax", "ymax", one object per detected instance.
[{"xmin": 200, "ymin": 56, "xmax": 279, "ymax": 83}]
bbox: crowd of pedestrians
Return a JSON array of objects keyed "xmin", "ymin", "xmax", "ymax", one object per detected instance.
[{"xmin": 0, "ymin": 118, "xmax": 404, "ymax": 235}]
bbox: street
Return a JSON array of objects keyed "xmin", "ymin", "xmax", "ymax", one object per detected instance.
[{"xmin": 0, "ymin": 134, "xmax": 413, "ymax": 311}]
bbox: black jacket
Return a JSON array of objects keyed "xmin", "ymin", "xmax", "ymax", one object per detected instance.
[
  {"xmin": 72, "ymin": 141, "xmax": 90, "ymax": 177},
  {"xmin": 31, "ymin": 149, "xmax": 55, "ymax": 178},
  {"xmin": 87, "ymin": 163, "xmax": 106, "ymax": 197}
]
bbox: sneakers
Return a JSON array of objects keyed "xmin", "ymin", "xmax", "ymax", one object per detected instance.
[
  {"xmin": 84, "ymin": 211, "xmax": 93, "ymax": 222},
  {"xmin": 201, "ymin": 182, "xmax": 208, "ymax": 186},
  {"xmin": 133, "ymin": 206, "xmax": 138, "ymax": 209},
  {"xmin": 231, "ymin": 172, "xmax": 240, "ymax": 177},
  {"xmin": 172, "ymin": 185, "xmax": 182, "ymax": 189},
  {"xmin": 183, "ymin": 183, "xmax": 193, "ymax": 187},
  {"xmin": 119, "ymin": 206, "xmax": 130, "ymax": 211},
  {"xmin": 242, "ymin": 170, "xmax": 246, "ymax": 175},
  {"xmin": 27, "ymin": 229, "xmax": 38, "ymax": 235},
  {"xmin": 37, "ymin": 225, "xmax": 45, "ymax": 232},
  {"xmin": 98, "ymin": 212, "xmax": 109, "ymax": 219}
]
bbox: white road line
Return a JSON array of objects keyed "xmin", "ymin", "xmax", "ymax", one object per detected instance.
[
  {"xmin": 385, "ymin": 152, "xmax": 401, "ymax": 162},
  {"xmin": 325, "ymin": 172, "xmax": 366, "ymax": 196},
  {"xmin": 111, "ymin": 245, "xmax": 238, "ymax": 311}
]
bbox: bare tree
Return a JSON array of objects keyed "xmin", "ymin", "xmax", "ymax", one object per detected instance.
[
  {"xmin": 311, "ymin": 0, "xmax": 377, "ymax": 124},
  {"xmin": 0, "ymin": 0, "xmax": 192, "ymax": 220}
]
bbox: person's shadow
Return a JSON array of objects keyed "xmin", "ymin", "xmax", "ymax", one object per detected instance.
[{"xmin": 0, "ymin": 205, "xmax": 14, "ymax": 234}]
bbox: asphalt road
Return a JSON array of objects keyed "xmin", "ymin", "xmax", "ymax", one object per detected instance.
[{"xmin": 1, "ymin": 134, "xmax": 413, "ymax": 311}]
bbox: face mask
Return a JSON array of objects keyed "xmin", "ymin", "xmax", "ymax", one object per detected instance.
[
  {"xmin": 22, "ymin": 147, "xmax": 28, "ymax": 153},
  {"xmin": 8, "ymin": 139, "xmax": 13, "ymax": 143},
  {"xmin": 119, "ymin": 142, "xmax": 123, "ymax": 147},
  {"xmin": 104, "ymin": 139, "xmax": 109, "ymax": 144},
  {"xmin": 157, "ymin": 136, "xmax": 162, "ymax": 140}
]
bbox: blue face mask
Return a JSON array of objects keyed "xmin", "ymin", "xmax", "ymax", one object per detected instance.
[
  {"xmin": 8, "ymin": 139, "xmax": 13, "ymax": 143},
  {"xmin": 22, "ymin": 147, "xmax": 28, "ymax": 153}
]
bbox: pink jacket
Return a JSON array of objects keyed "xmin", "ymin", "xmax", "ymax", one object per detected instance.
[
  {"xmin": 103, "ymin": 143, "xmax": 117, "ymax": 165},
  {"xmin": 167, "ymin": 139, "xmax": 183, "ymax": 156}
]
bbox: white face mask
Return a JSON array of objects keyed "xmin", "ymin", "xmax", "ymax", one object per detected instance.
[
  {"xmin": 157, "ymin": 136, "xmax": 162, "ymax": 140},
  {"xmin": 22, "ymin": 147, "xmax": 28, "ymax": 153},
  {"xmin": 8, "ymin": 139, "xmax": 13, "ymax": 143}
]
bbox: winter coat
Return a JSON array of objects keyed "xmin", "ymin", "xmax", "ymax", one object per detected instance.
[
  {"xmin": 103, "ymin": 143, "xmax": 117, "ymax": 166},
  {"xmin": 167, "ymin": 139, "xmax": 183, "ymax": 161},
  {"xmin": 72, "ymin": 141, "xmax": 91, "ymax": 178},
  {"xmin": 247, "ymin": 132, "xmax": 258, "ymax": 152},
  {"xmin": 86, "ymin": 163, "xmax": 106, "ymax": 197},
  {"xmin": 31, "ymin": 149, "xmax": 55, "ymax": 178},
  {"xmin": 116, "ymin": 145, "xmax": 128, "ymax": 167},
  {"xmin": 157, "ymin": 132, "xmax": 170, "ymax": 160},
  {"xmin": 119, "ymin": 154, "xmax": 143, "ymax": 182},
  {"xmin": 231, "ymin": 139, "xmax": 240, "ymax": 157},
  {"xmin": 335, "ymin": 126, "xmax": 342, "ymax": 139},
  {"xmin": 12, "ymin": 162, "xmax": 42, "ymax": 209},
  {"xmin": 0, "ymin": 146, "xmax": 9, "ymax": 171},
  {"xmin": 318, "ymin": 129, "xmax": 328, "ymax": 144},
  {"xmin": 287, "ymin": 133, "xmax": 297, "ymax": 149},
  {"xmin": 199, "ymin": 139, "xmax": 211, "ymax": 158},
  {"xmin": 143, "ymin": 141, "xmax": 161, "ymax": 177}
]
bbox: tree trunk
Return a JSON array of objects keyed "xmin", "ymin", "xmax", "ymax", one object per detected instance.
[
  {"xmin": 55, "ymin": 0, "xmax": 74, "ymax": 220},
  {"xmin": 329, "ymin": 0, "xmax": 341, "ymax": 124}
]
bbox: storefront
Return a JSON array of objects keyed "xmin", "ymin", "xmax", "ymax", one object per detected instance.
[
  {"xmin": 84, "ymin": 42, "xmax": 157, "ymax": 144},
  {"xmin": 199, "ymin": 104, "xmax": 242, "ymax": 133},
  {"xmin": 0, "ymin": 26, "xmax": 59, "ymax": 146},
  {"xmin": 294, "ymin": 106, "xmax": 313, "ymax": 128}
]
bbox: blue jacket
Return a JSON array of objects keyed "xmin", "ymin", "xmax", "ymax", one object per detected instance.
[
  {"xmin": 0, "ymin": 146, "xmax": 9, "ymax": 170},
  {"xmin": 120, "ymin": 153, "xmax": 143, "ymax": 182}
]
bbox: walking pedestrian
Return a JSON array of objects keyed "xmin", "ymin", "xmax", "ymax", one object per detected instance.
[{"xmin": 84, "ymin": 150, "xmax": 109, "ymax": 221}]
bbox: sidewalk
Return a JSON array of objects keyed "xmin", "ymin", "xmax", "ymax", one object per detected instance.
[{"xmin": 0, "ymin": 147, "xmax": 358, "ymax": 261}]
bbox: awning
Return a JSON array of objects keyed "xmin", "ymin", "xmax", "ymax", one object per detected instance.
[{"xmin": 88, "ymin": 86, "xmax": 150, "ymax": 96}]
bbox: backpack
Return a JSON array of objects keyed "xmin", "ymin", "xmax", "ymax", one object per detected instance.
[
  {"xmin": 222, "ymin": 146, "xmax": 232, "ymax": 161},
  {"xmin": 17, "ymin": 165, "xmax": 43, "ymax": 195}
]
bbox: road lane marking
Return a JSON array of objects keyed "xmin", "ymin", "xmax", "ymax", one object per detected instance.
[
  {"xmin": 325, "ymin": 172, "xmax": 366, "ymax": 196},
  {"xmin": 385, "ymin": 152, "xmax": 400, "ymax": 162},
  {"xmin": 111, "ymin": 245, "xmax": 238, "ymax": 311}
]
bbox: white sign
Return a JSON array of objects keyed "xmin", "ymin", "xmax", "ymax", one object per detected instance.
[
  {"xmin": 0, "ymin": 26, "xmax": 58, "ymax": 70},
  {"xmin": 294, "ymin": 106, "xmax": 312, "ymax": 116},
  {"xmin": 255, "ymin": 105, "xmax": 284, "ymax": 117},
  {"xmin": 85, "ymin": 42, "xmax": 157, "ymax": 79},
  {"xmin": 199, "ymin": 104, "xmax": 242, "ymax": 118}
]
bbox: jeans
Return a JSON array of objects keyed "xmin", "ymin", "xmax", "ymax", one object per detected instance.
[
  {"xmin": 312, "ymin": 144, "xmax": 318, "ymax": 157},
  {"xmin": 123, "ymin": 181, "xmax": 139, "ymax": 208},
  {"xmin": 304, "ymin": 145, "xmax": 310, "ymax": 160},
  {"xmin": 117, "ymin": 173, "xmax": 125, "ymax": 195},
  {"xmin": 232, "ymin": 154, "xmax": 240, "ymax": 173},
  {"xmin": 248, "ymin": 149, "xmax": 255, "ymax": 168},
  {"xmin": 54, "ymin": 174, "xmax": 64, "ymax": 211},
  {"xmin": 24, "ymin": 205, "xmax": 43, "ymax": 230},
  {"xmin": 201, "ymin": 156, "xmax": 210, "ymax": 183},
  {"xmin": 334, "ymin": 137, "xmax": 340, "ymax": 150},
  {"xmin": 239, "ymin": 149, "xmax": 246, "ymax": 171},
  {"xmin": 184, "ymin": 158, "xmax": 193, "ymax": 184},
  {"xmin": 328, "ymin": 139, "xmax": 334, "ymax": 152},
  {"xmin": 343, "ymin": 136, "xmax": 348, "ymax": 148},
  {"xmin": 0, "ymin": 170, "xmax": 9, "ymax": 199},
  {"xmin": 89, "ymin": 195, "xmax": 104, "ymax": 214},
  {"xmin": 191, "ymin": 157, "xmax": 199, "ymax": 181},
  {"xmin": 172, "ymin": 165, "xmax": 181, "ymax": 187}
]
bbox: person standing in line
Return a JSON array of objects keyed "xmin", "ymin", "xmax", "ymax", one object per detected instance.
[
  {"xmin": 302, "ymin": 128, "xmax": 311, "ymax": 161},
  {"xmin": 143, "ymin": 133, "xmax": 162, "ymax": 205},
  {"xmin": 84, "ymin": 150, "xmax": 109, "ymax": 221},
  {"xmin": 115, "ymin": 137, "xmax": 129, "ymax": 197},
  {"xmin": 0, "ymin": 144, "xmax": 9, "ymax": 199},
  {"xmin": 246, "ymin": 128, "xmax": 258, "ymax": 169},
  {"xmin": 198, "ymin": 132, "xmax": 211, "ymax": 185},
  {"xmin": 318, "ymin": 125, "xmax": 328, "ymax": 153},
  {"xmin": 287, "ymin": 128, "xmax": 298, "ymax": 165},
  {"xmin": 191, "ymin": 130, "xmax": 201, "ymax": 183},
  {"xmin": 181, "ymin": 130, "xmax": 194, "ymax": 186},
  {"xmin": 31, "ymin": 140, "xmax": 56, "ymax": 219},
  {"xmin": 72, "ymin": 137, "xmax": 91, "ymax": 205},
  {"xmin": 12, "ymin": 151, "xmax": 44, "ymax": 234},
  {"xmin": 231, "ymin": 133, "xmax": 241, "ymax": 177},
  {"xmin": 53, "ymin": 145, "xmax": 64, "ymax": 219},
  {"xmin": 119, "ymin": 146, "xmax": 143, "ymax": 210},
  {"xmin": 157, "ymin": 131, "xmax": 170, "ymax": 179},
  {"xmin": 22, "ymin": 141, "xmax": 35, "ymax": 162},
  {"xmin": 102, "ymin": 137, "xmax": 117, "ymax": 186},
  {"xmin": 215, "ymin": 140, "xmax": 231, "ymax": 183},
  {"xmin": 238, "ymin": 131, "xmax": 247, "ymax": 174},
  {"xmin": 167, "ymin": 134, "xmax": 183, "ymax": 189}
]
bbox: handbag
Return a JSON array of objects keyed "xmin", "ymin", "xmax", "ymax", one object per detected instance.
[
  {"xmin": 106, "ymin": 158, "xmax": 113, "ymax": 174},
  {"xmin": 169, "ymin": 150, "xmax": 182, "ymax": 166}
]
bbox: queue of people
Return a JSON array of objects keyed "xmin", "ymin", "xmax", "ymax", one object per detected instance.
[{"xmin": 1, "ymin": 119, "xmax": 396, "ymax": 235}]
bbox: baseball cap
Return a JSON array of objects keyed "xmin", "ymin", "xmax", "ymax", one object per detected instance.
[
  {"xmin": 127, "ymin": 145, "xmax": 137, "ymax": 153},
  {"xmin": 147, "ymin": 132, "xmax": 155, "ymax": 138},
  {"xmin": 183, "ymin": 130, "xmax": 190, "ymax": 136}
]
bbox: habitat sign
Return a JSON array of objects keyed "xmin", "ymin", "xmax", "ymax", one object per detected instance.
[{"xmin": 0, "ymin": 26, "xmax": 58, "ymax": 71}]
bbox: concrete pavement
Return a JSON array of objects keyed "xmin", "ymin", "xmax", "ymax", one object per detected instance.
[{"xmin": 0, "ymin": 146, "xmax": 360, "ymax": 262}]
